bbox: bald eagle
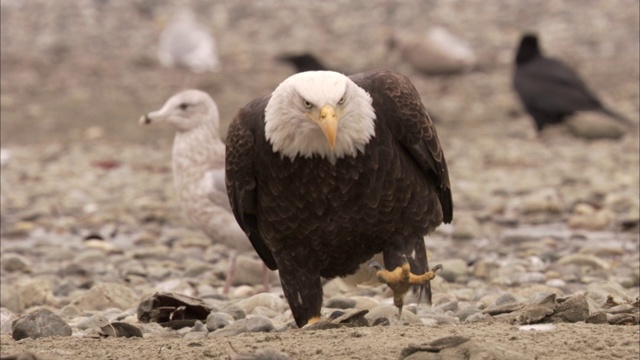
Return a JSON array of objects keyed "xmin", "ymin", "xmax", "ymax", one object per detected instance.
[{"xmin": 226, "ymin": 70, "xmax": 452, "ymax": 327}]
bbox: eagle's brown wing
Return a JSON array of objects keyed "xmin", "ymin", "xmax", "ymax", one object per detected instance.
[
  {"xmin": 351, "ymin": 70, "xmax": 452, "ymax": 223},
  {"xmin": 225, "ymin": 95, "xmax": 278, "ymax": 270}
]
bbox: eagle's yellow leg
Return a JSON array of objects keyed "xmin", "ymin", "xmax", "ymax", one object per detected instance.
[{"xmin": 373, "ymin": 256, "xmax": 441, "ymax": 318}]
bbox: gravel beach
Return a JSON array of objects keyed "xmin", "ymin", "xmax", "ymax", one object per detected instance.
[{"xmin": 1, "ymin": 1, "xmax": 639, "ymax": 359}]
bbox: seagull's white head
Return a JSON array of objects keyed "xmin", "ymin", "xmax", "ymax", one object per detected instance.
[
  {"xmin": 264, "ymin": 71, "xmax": 376, "ymax": 163},
  {"xmin": 140, "ymin": 89, "xmax": 220, "ymax": 133}
]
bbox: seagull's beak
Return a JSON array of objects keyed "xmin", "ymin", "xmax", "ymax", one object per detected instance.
[
  {"xmin": 139, "ymin": 110, "xmax": 163, "ymax": 125},
  {"xmin": 318, "ymin": 104, "xmax": 338, "ymax": 149},
  {"xmin": 139, "ymin": 114, "xmax": 152, "ymax": 125}
]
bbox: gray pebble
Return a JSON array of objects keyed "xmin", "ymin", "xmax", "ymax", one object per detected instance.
[
  {"xmin": 566, "ymin": 112, "xmax": 626, "ymax": 140},
  {"xmin": 365, "ymin": 305, "xmax": 422, "ymax": 325},
  {"xmin": 325, "ymin": 296, "xmax": 357, "ymax": 309},
  {"xmin": 99, "ymin": 322, "xmax": 143, "ymax": 338},
  {"xmin": 1, "ymin": 253, "xmax": 32, "ymax": 273},
  {"xmin": 221, "ymin": 304, "xmax": 247, "ymax": 320},
  {"xmin": 586, "ymin": 312, "xmax": 608, "ymax": 324},
  {"xmin": 455, "ymin": 306, "xmax": 481, "ymax": 322},
  {"xmin": 516, "ymin": 272, "xmax": 546, "ymax": 284},
  {"xmin": 191, "ymin": 320, "xmax": 207, "ymax": 332},
  {"xmin": 550, "ymin": 294, "xmax": 589, "ymax": 323},
  {"xmin": 184, "ymin": 263, "xmax": 215, "ymax": 278},
  {"xmin": 235, "ymin": 293, "xmax": 287, "ymax": 314},
  {"xmin": 605, "ymin": 304, "xmax": 636, "ymax": 314},
  {"xmin": 209, "ymin": 316, "xmax": 274, "ymax": 337},
  {"xmin": 435, "ymin": 301, "xmax": 458, "ymax": 312},
  {"xmin": 246, "ymin": 315, "xmax": 276, "ymax": 332},
  {"xmin": 58, "ymin": 304, "xmax": 83, "ymax": 319},
  {"xmin": 465, "ymin": 312, "xmax": 490, "ymax": 323},
  {"xmin": 73, "ymin": 314, "xmax": 110, "ymax": 330},
  {"xmin": 206, "ymin": 312, "xmax": 234, "ymax": 331},
  {"xmin": 437, "ymin": 259, "xmax": 468, "ymax": 283},
  {"xmin": 495, "ymin": 293, "xmax": 518, "ymax": 306},
  {"xmin": 557, "ymin": 254, "xmax": 610, "ymax": 270},
  {"xmin": 12, "ymin": 309, "xmax": 72, "ymax": 340}
]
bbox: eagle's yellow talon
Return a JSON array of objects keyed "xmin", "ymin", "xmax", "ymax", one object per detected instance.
[{"xmin": 372, "ymin": 256, "xmax": 440, "ymax": 318}]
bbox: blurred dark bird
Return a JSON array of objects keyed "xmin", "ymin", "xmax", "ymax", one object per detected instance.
[
  {"xmin": 388, "ymin": 26, "xmax": 477, "ymax": 75},
  {"xmin": 226, "ymin": 70, "xmax": 452, "ymax": 327},
  {"xmin": 277, "ymin": 53, "xmax": 330, "ymax": 73},
  {"xmin": 158, "ymin": 7, "xmax": 220, "ymax": 73},
  {"xmin": 513, "ymin": 33, "xmax": 632, "ymax": 132},
  {"xmin": 139, "ymin": 90, "xmax": 270, "ymax": 294}
]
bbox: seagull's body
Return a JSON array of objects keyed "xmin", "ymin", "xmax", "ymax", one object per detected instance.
[{"xmin": 140, "ymin": 90, "xmax": 268, "ymax": 293}]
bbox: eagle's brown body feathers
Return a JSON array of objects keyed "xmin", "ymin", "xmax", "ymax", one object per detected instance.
[{"xmin": 226, "ymin": 70, "xmax": 452, "ymax": 327}]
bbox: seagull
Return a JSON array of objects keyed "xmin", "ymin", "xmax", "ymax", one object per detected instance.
[
  {"xmin": 140, "ymin": 90, "xmax": 270, "ymax": 294},
  {"xmin": 158, "ymin": 7, "xmax": 221, "ymax": 74}
]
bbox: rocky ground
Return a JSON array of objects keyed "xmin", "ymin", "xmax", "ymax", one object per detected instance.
[{"xmin": 1, "ymin": 1, "xmax": 639, "ymax": 359}]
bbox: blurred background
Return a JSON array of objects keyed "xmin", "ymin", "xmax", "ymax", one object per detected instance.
[
  {"xmin": 1, "ymin": 0, "xmax": 638, "ymax": 146},
  {"xmin": 0, "ymin": 0, "xmax": 638, "ymax": 241}
]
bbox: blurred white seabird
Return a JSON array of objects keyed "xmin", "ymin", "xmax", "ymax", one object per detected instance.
[{"xmin": 158, "ymin": 7, "xmax": 221, "ymax": 73}]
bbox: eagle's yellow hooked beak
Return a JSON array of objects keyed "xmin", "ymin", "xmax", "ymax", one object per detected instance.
[{"xmin": 318, "ymin": 104, "xmax": 338, "ymax": 149}]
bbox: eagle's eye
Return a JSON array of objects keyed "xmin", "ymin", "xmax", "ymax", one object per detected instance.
[
  {"xmin": 302, "ymin": 99, "xmax": 313, "ymax": 109},
  {"xmin": 179, "ymin": 103, "xmax": 190, "ymax": 111},
  {"xmin": 338, "ymin": 96, "xmax": 346, "ymax": 105}
]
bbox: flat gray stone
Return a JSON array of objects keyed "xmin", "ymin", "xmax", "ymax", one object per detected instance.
[{"xmin": 206, "ymin": 312, "xmax": 234, "ymax": 331}]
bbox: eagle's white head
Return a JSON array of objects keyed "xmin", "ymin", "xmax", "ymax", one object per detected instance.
[{"xmin": 264, "ymin": 71, "xmax": 376, "ymax": 163}]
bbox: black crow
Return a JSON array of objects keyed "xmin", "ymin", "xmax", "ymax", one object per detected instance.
[
  {"xmin": 276, "ymin": 53, "xmax": 330, "ymax": 73},
  {"xmin": 513, "ymin": 33, "xmax": 631, "ymax": 132}
]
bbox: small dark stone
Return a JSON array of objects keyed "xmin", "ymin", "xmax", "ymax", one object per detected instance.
[
  {"xmin": 159, "ymin": 319, "xmax": 197, "ymax": 330},
  {"xmin": 302, "ymin": 319, "xmax": 342, "ymax": 331},
  {"xmin": 220, "ymin": 304, "xmax": 246, "ymax": 320},
  {"xmin": 495, "ymin": 293, "xmax": 518, "ymax": 306},
  {"xmin": 137, "ymin": 292, "xmax": 213, "ymax": 324},
  {"xmin": 331, "ymin": 309, "xmax": 369, "ymax": 327},
  {"xmin": 99, "ymin": 322, "xmax": 143, "ymax": 338},
  {"xmin": 371, "ymin": 317, "xmax": 390, "ymax": 327},
  {"xmin": 455, "ymin": 306, "xmax": 481, "ymax": 321},
  {"xmin": 607, "ymin": 313, "xmax": 639, "ymax": 325},
  {"xmin": 550, "ymin": 294, "xmax": 589, "ymax": 323},
  {"xmin": 586, "ymin": 312, "xmax": 608, "ymax": 324}
]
